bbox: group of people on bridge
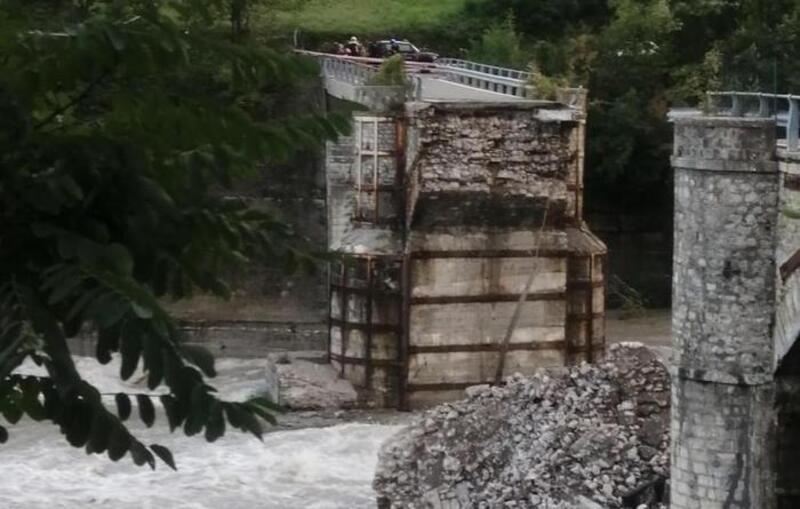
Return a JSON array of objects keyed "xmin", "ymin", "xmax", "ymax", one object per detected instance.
[
  {"xmin": 334, "ymin": 36, "xmax": 365, "ymax": 57},
  {"xmin": 332, "ymin": 37, "xmax": 402, "ymax": 59}
]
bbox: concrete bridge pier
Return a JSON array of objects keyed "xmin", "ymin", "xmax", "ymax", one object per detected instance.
[{"xmin": 670, "ymin": 117, "xmax": 780, "ymax": 509}]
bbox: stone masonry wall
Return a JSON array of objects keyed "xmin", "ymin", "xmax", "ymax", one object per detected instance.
[
  {"xmin": 672, "ymin": 169, "xmax": 779, "ymax": 382},
  {"xmin": 414, "ymin": 111, "xmax": 572, "ymax": 194},
  {"xmin": 670, "ymin": 117, "xmax": 779, "ymax": 509},
  {"xmin": 327, "ymin": 116, "xmax": 403, "ymax": 255},
  {"xmin": 405, "ymin": 102, "xmax": 580, "ymax": 229},
  {"xmin": 326, "ymin": 134, "xmax": 356, "ymax": 249},
  {"xmin": 670, "ymin": 379, "xmax": 774, "ymax": 509}
]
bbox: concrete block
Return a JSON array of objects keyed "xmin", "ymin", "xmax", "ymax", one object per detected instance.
[
  {"xmin": 409, "ymin": 301, "xmax": 566, "ymax": 347},
  {"xmin": 408, "ymin": 349, "xmax": 564, "ymax": 385}
]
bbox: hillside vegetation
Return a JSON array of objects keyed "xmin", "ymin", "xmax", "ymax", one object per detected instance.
[
  {"xmin": 263, "ymin": 0, "xmax": 472, "ymax": 52},
  {"xmin": 272, "ymin": 0, "xmax": 467, "ymax": 36}
]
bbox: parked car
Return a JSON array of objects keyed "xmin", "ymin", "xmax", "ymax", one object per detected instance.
[{"xmin": 367, "ymin": 39, "xmax": 438, "ymax": 62}]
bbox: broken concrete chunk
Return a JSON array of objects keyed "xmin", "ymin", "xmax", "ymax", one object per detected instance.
[{"xmin": 265, "ymin": 352, "xmax": 357, "ymax": 410}]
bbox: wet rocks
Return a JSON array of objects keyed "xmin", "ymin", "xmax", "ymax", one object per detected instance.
[{"xmin": 374, "ymin": 343, "xmax": 670, "ymax": 508}]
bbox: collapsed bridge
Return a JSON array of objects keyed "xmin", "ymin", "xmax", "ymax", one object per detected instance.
[{"xmin": 312, "ymin": 53, "xmax": 607, "ymax": 409}]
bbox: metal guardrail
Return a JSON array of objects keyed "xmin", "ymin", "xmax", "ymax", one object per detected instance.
[
  {"xmin": 706, "ymin": 91, "xmax": 800, "ymax": 151},
  {"xmin": 300, "ymin": 50, "xmax": 438, "ymax": 71},
  {"xmin": 436, "ymin": 58, "xmax": 530, "ymax": 98},
  {"xmin": 437, "ymin": 67, "xmax": 529, "ymax": 98},
  {"xmin": 320, "ymin": 57, "xmax": 376, "ymax": 86},
  {"xmin": 314, "ymin": 53, "xmax": 532, "ymax": 101},
  {"xmin": 436, "ymin": 58, "xmax": 531, "ymax": 81},
  {"xmin": 320, "ymin": 56, "xmax": 411, "ymax": 109}
]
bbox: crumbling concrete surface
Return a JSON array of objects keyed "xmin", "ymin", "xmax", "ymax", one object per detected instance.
[
  {"xmin": 265, "ymin": 352, "xmax": 358, "ymax": 410},
  {"xmin": 373, "ymin": 344, "xmax": 670, "ymax": 508}
]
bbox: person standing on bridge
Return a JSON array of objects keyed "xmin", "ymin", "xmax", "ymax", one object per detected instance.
[
  {"xmin": 389, "ymin": 38, "xmax": 400, "ymax": 56},
  {"xmin": 346, "ymin": 36, "xmax": 363, "ymax": 57}
]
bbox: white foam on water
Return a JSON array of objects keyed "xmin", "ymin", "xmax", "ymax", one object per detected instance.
[
  {"xmin": 0, "ymin": 418, "xmax": 400, "ymax": 509},
  {"xmin": 13, "ymin": 356, "xmax": 272, "ymax": 402},
  {"xmin": 2, "ymin": 357, "xmax": 402, "ymax": 508}
]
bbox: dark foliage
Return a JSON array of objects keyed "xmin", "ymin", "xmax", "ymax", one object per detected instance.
[{"xmin": 0, "ymin": 0, "xmax": 347, "ymax": 469}]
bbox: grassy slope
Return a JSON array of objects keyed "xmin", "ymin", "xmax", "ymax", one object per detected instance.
[{"xmin": 270, "ymin": 0, "xmax": 469, "ymax": 39}]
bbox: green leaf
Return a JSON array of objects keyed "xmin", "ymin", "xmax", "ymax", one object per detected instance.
[
  {"xmin": 142, "ymin": 336, "xmax": 164, "ymax": 390},
  {"xmin": 0, "ymin": 344, "xmax": 27, "ymax": 383},
  {"xmin": 46, "ymin": 272, "xmax": 85, "ymax": 305},
  {"xmin": 86, "ymin": 412, "xmax": 111, "ymax": 454},
  {"xmin": 180, "ymin": 344, "xmax": 216, "ymax": 378},
  {"xmin": 58, "ymin": 175, "xmax": 84, "ymax": 201},
  {"xmin": 244, "ymin": 401, "xmax": 278, "ymax": 426},
  {"xmin": 64, "ymin": 402, "xmax": 93, "ymax": 447},
  {"xmin": 137, "ymin": 177, "xmax": 175, "ymax": 208},
  {"xmin": 20, "ymin": 377, "xmax": 46, "ymax": 421},
  {"xmin": 103, "ymin": 27, "xmax": 126, "ymax": 52},
  {"xmin": 204, "ymin": 401, "xmax": 225, "ymax": 442},
  {"xmin": 104, "ymin": 244, "xmax": 134, "ymax": 276},
  {"xmin": 31, "ymin": 222, "xmax": 58, "ymax": 239},
  {"xmin": 160, "ymin": 395, "xmax": 184, "ymax": 432},
  {"xmin": 162, "ymin": 351, "xmax": 184, "ymax": 392},
  {"xmin": 246, "ymin": 396, "xmax": 285, "ymax": 413},
  {"xmin": 1, "ymin": 400, "xmax": 22, "ymax": 425},
  {"xmin": 131, "ymin": 302, "xmax": 154, "ymax": 319},
  {"xmin": 183, "ymin": 384, "xmax": 206, "ymax": 437},
  {"xmin": 225, "ymin": 403, "xmax": 263, "ymax": 440},
  {"xmin": 150, "ymin": 444, "xmax": 177, "ymax": 470},
  {"xmin": 119, "ymin": 334, "xmax": 142, "ymax": 381},
  {"xmin": 129, "ymin": 440, "xmax": 155, "ymax": 469},
  {"xmin": 107, "ymin": 425, "xmax": 130, "ymax": 462},
  {"xmin": 95, "ymin": 296, "xmax": 130, "ymax": 329},
  {"xmin": 96, "ymin": 324, "xmax": 121, "ymax": 365},
  {"xmin": 115, "ymin": 393, "xmax": 131, "ymax": 421},
  {"xmin": 65, "ymin": 287, "xmax": 106, "ymax": 323},
  {"xmin": 137, "ymin": 394, "xmax": 155, "ymax": 427}
]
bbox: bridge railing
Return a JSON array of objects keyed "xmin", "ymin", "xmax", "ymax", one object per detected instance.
[
  {"xmin": 312, "ymin": 52, "xmax": 533, "ymax": 101},
  {"xmin": 436, "ymin": 58, "xmax": 531, "ymax": 81},
  {"xmin": 706, "ymin": 91, "xmax": 800, "ymax": 151},
  {"xmin": 435, "ymin": 58, "xmax": 531, "ymax": 98},
  {"xmin": 436, "ymin": 66, "xmax": 529, "ymax": 98},
  {"xmin": 320, "ymin": 57, "xmax": 376, "ymax": 86}
]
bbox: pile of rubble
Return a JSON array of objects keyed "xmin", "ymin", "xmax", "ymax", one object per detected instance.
[{"xmin": 374, "ymin": 343, "xmax": 671, "ymax": 508}]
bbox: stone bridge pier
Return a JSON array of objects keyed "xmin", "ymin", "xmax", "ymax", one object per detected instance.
[
  {"xmin": 324, "ymin": 84, "xmax": 607, "ymax": 409},
  {"xmin": 670, "ymin": 116, "xmax": 800, "ymax": 508},
  {"xmin": 671, "ymin": 117, "xmax": 778, "ymax": 508}
]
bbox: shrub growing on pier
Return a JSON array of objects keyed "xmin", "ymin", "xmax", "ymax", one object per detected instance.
[{"xmin": 368, "ymin": 55, "xmax": 408, "ymax": 87}]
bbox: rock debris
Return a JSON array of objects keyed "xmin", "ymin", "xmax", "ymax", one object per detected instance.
[{"xmin": 374, "ymin": 343, "xmax": 670, "ymax": 508}]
